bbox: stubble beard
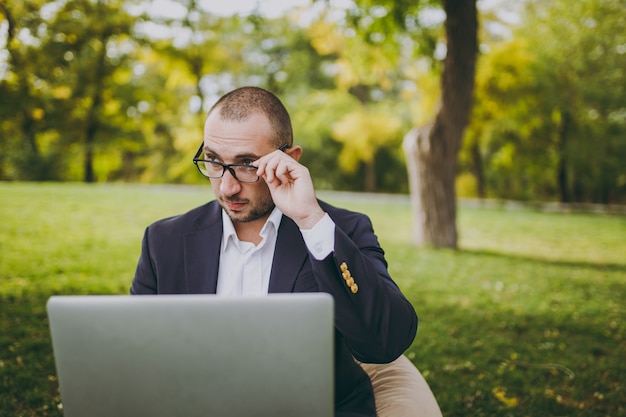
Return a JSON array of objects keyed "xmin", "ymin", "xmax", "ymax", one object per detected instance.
[{"xmin": 220, "ymin": 195, "xmax": 275, "ymax": 224}]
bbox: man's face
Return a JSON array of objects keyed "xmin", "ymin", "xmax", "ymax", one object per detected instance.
[{"xmin": 202, "ymin": 111, "xmax": 276, "ymax": 226}]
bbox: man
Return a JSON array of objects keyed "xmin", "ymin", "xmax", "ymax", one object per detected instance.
[{"xmin": 131, "ymin": 86, "xmax": 418, "ymax": 416}]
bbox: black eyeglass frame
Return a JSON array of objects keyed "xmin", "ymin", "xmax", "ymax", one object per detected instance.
[{"xmin": 192, "ymin": 142, "xmax": 290, "ymax": 182}]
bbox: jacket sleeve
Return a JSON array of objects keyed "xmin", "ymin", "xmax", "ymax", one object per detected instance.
[{"xmin": 309, "ymin": 211, "xmax": 418, "ymax": 364}]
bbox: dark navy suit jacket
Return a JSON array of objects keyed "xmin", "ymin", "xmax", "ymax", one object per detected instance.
[{"xmin": 131, "ymin": 199, "xmax": 418, "ymax": 417}]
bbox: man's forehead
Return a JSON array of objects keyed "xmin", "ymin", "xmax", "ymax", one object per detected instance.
[
  {"xmin": 204, "ymin": 113, "xmax": 273, "ymax": 149},
  {"xmin": 203, "ymin": 133, "xmax": 271, "ymax": 149},
  {"xmin": 202, "ymin": 136, "xmax": 273, "ymax": 160}
]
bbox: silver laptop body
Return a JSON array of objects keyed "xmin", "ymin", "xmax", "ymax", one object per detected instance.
[{"xmin": 47, "ymin": 293, "xmax": 334, "ymax": 417}]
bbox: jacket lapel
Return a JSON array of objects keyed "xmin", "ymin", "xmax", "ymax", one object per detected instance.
[
  {"xmin": 184, "ymin": 201, "xmax": 222, "ymax": 294},
  {"xmin": 268, "ymin": 216, "xmax": 309, "ymax": 293}
]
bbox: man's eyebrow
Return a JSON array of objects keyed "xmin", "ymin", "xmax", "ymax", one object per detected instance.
[
  {"xmin": 202, "ymin": 145, "xmax": 217, "ymax": 155},
  {"xmin": 202, "ymin": 146, "xmax": 262, "ymax": 161}
]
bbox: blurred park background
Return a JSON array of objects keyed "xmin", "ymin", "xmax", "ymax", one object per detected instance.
[
  {"xmin": 1, "ymin": 0, "xmax": 626, "ymax": 416},
  {"xmin": 2, "ymin": 0, "xmax": 625, "ymax": 204}
]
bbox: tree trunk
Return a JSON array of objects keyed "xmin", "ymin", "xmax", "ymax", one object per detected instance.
[
  {"xmin": 84, "ymin": 146, "xmax": 95, "ymax": 183},
  {"xmin": 83, "ymin": 98, "xmax": 100, "ymax": 183},
  {"xmin": 557, "ymin": 109, "xmax": 570, "ymax": 203},
  {"xmin": 364, "ymin": 159, "xmax": 377, "ymax": 193},
  {"xmin": 470, "ymin": 140, "xmax": 486, "ymax": 198},
  {"xmin": 403, "ymin": 0, "xmax": 478, "ymax": 248},
  {"xmin": 83, "ymin": 8, "xmax": 108, "ymax": 183},
  {"xmin": 2, "ymin": 3, "xmax": 42, "ymax": 178}
]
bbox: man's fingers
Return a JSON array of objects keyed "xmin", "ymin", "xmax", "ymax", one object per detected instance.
[
  {"xmin": 273, "ymin": 161, "xmax": 294, "ymax": 185},
  {"xmin": 256, "ymin": 150, "xmax": 297, "ymax": 185}
]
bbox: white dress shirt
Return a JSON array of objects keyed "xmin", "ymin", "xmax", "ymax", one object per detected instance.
[{"xmin": 216, "ymin": 208, "xmax": 335, "ymax": 296}]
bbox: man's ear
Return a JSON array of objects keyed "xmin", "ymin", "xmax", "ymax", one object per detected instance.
[{"xmin": 286, "ymin": 145, "xmax": 303, "ymax": 162}]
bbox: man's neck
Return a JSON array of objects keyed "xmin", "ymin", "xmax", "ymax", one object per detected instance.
[
  {"xmin": 234, "ymin": 220, "xmax": 266, "ymax": 245},
  {"xmin": 222, "ymin": 206, "xmax": 281, "ymax": 246}
]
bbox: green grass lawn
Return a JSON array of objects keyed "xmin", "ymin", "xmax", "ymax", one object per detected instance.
[{"xmin": 1, "ymin": 182, "xmax": 625, "ymax": 416}]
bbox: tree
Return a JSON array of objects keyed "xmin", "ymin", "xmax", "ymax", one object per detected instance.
[
  {"xmin": 403, "ymin": 1, "xmax": 478, "ymax": 248},
  {"xmin": 306, "ymin": 4, "xmax": 415, "ymax": 193},
  {"xmin": 520, "ymin": 0, "xmax": 626, "ymax": 203},
  {"xmin": 332, "ymin": 104, "xmax": 403, "ymax": 192},
  {"xmin": 302, "ymin": 0, "xmax": 482, "ymax": 243},
  {"xmin": 461, "ymin": 0, "xmax": 626, "ymax": 204},
  {"xmin": 344, "ymin": 0, "xmax": 478, "ymax": 247},
  {"xmin": 0, "ymin": 0, "xmax": 139, "ymax": 182},
  {"xmin": 0, "ymin": 0, "xmax": 59, "ymax": 180},
  {"xmin": 460, "ymin": 37, "xmax": 552, "ymax": 201}
]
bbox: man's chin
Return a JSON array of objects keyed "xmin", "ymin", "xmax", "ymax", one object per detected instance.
[
  {"xmin": 218, "ymin": 194, "xmax": 275, "ymax": 223},
  {"xmin": 222, "ymin": 204, "xmax": 275, "ymax": 224},
  {"xmin": 226, "ymin": 211, "xmax": 250, "ymax": 223},
  {"xmin": 221, "ymin": 205, "xmax": 247, "ymax": 221}
]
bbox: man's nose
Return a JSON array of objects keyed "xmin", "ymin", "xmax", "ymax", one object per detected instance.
[{"xmin": 219, "ymin": 169, "xmax": 242, "ymax": 195}]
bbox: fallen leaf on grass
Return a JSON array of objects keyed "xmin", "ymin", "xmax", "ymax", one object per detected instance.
[{"xmin": 492, "ymin": 386, "xmax": 519, "ymax": 407}]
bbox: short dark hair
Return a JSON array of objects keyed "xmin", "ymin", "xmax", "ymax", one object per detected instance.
[{"xmin": 208, "ymin": 86, "xmax": 293, "ymax": 148}]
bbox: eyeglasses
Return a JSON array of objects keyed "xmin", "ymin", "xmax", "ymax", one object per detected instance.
[{"xmin": 192, "ymin": 142, "xmax": 290, "ymax": 183}]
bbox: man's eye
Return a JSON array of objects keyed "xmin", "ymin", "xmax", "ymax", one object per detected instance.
[
  {"xmin": 241, "ymin": 159, "xmax": 255, "ymax": 166},
  {"xmin": 205, "ymin": 155, "xmax": 220, "ymax": 162}
]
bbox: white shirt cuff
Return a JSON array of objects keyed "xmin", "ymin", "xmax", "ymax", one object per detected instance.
[{"xmin": 300, "ymin": 213, "xmax": 335, "ymax": 260}]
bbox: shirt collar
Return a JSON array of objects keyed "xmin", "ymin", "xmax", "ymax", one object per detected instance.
[{"xmin": 221, "ymin": 206, "xmax": 283, "ymax": 249}]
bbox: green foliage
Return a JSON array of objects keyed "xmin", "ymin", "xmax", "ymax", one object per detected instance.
[
  {"xmin": 241, "ymin": 13, "xmax": 337, "ymax": 96},
  {"xmin": 347, "ymin": 0, "xmax": 442, "ymax": 61},
  {"xmin": 1, "ymin": 183, "xmax": 625, "ymax": 415},
  {"xmin": 1, "ymin": 0, "xmax": 625, "ymax": 201},
  {"xmin": 461, "ymin": 0, "xmax": 626, "ymax": 203},
  {"xmin": 332, "ymin": 105, "xmax": 402, "ymax": 172},
  {"xmin": 0, "ymin": 0, "xmax": 141, "ymax": 182},
  {"xmin": 462, "ymin": 37, "xmax": 558, "ymax": 200},
  {"xmin": 524, "ymin": 0, "xmax": 626, "ymax": 203}
]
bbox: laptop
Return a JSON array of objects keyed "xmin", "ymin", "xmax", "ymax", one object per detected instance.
[{"xmin": 46, "ymin": 293, "xmax": 334, "ymax": 417}]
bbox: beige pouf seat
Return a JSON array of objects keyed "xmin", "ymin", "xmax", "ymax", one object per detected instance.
[{"xmin": 358, "ymin": 355, "xmax": 443, "ymax": 417}]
